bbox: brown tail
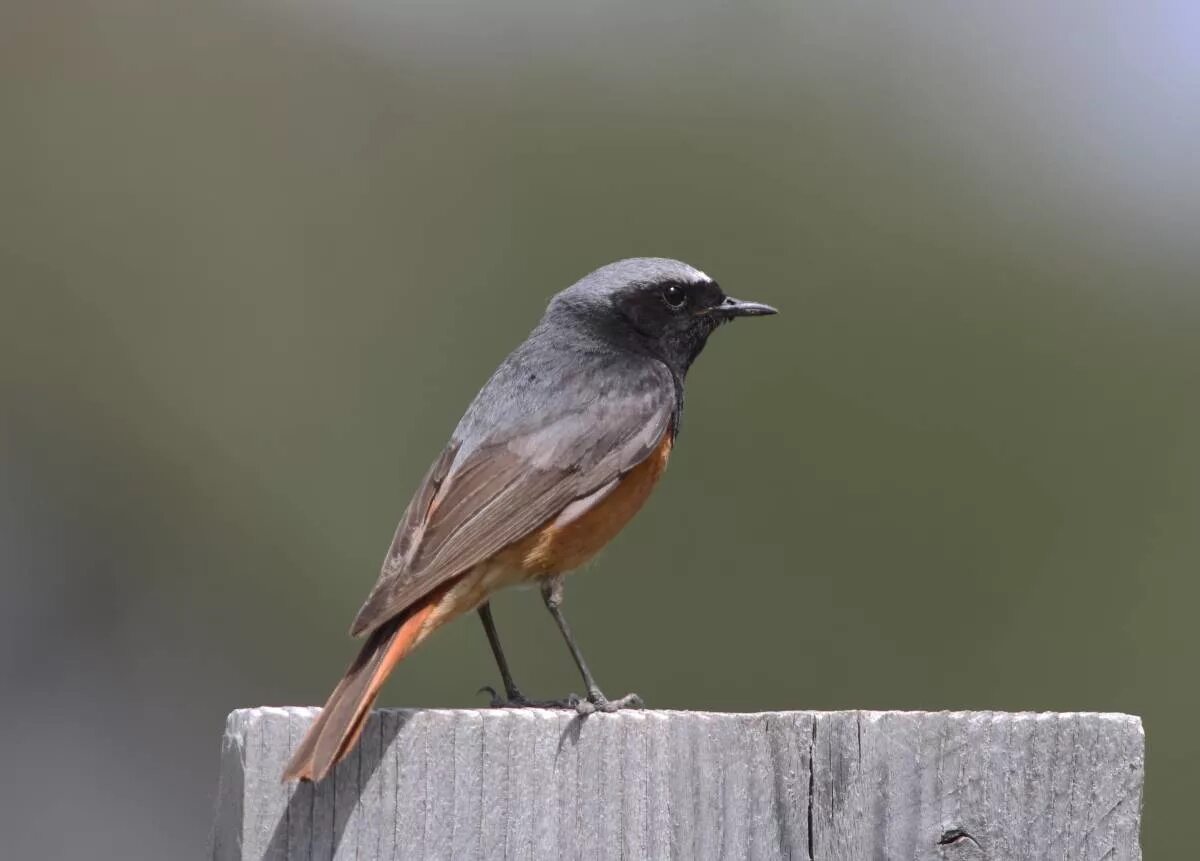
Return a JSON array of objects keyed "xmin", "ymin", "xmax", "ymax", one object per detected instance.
[{"xmin": 282, "ymin": 590, "xmax": 445, "ymax": 783}]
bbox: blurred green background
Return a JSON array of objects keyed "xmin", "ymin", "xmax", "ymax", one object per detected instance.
[{"xmin": 3, "ymin": 1, "xmax": 1197, "ymax": 856}]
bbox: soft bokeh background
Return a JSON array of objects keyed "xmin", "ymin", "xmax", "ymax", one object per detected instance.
[{"xmin": 4, "ymin": 1, "xmax": 1197, "ymax": 856}]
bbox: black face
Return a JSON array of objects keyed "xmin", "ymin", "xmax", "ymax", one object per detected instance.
[{"xmin": 616, "ymin": 278, "xmax": 776, "ymax": 375}]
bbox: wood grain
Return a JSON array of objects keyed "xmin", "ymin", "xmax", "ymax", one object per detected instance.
[{"xmin": 211, "ymin": 708, "xmax": 1143, "ymax": 860}]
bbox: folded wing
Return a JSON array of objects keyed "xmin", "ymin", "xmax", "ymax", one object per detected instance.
[{"xmin": 350, "ymin": 361, "xmax": 675, "ymax": 637}]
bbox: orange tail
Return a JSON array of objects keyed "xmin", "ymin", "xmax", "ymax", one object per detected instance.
[{"xmin": 282, "ymin": 590, "xmax": 445, "ymax": 783}]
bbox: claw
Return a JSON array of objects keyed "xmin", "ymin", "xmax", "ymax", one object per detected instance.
[
  {"xmin": 583, "ymin": 691, "xmax": 643, "ymax": 713},
  {"xmin": 478, "ymin": 685, "xmax": 505, "ymax": 707}
]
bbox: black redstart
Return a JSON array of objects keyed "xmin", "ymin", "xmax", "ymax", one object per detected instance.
[{"xmin": 284, "ymin": 258, "xmax": 776, "ymax": 782}]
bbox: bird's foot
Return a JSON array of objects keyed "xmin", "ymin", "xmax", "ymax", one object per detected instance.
[
  {"xmin": 479, "ymin": 685, "xmax": 532, "ymax": 708},
  {"xmin": 479, "ymin": 686, "xmax": 584, "ymax": 710},
  {"xmin": 574, "ymin": 689, "xmax": 644, "ymax": 715},
  {"xmin": 479, "ymin": 686, "xmax": 644, "ymax": 713}
]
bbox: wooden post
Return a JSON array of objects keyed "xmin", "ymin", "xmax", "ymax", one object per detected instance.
[{"xmin": 211, "ymin": 708, "xmax": 1143, "ymax": 860}]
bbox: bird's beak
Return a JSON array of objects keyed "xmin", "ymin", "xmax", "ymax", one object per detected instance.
[{"xmin": 714, "ymin": 296, "xmax": 779, "ymax": 318}]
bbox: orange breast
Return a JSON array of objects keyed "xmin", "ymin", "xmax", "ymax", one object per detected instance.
[{"xmin": 501, "ymin": 432, "xmax": 674, "ymax": 576}]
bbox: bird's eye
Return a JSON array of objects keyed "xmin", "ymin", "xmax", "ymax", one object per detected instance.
[{"xmin": 662, "ymin": 284, "xmax": 687, "ymax": 309}]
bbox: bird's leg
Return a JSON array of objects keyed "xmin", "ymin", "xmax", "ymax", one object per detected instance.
[
  {"xmin": 477, "ymin": 602, "xmax": 530, "ymax": 706},
  {"xmin": 540, "ymin": 575, "xmax": 643, "ymax": 714},
  {"xmin": 477, "ymin": 601, "xmax": 586, "ymax": 709}
]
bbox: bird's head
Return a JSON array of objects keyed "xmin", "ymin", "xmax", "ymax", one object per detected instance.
[{"xmin": 549, "ymin": 257, "xmax": 777, "ymax": 376}]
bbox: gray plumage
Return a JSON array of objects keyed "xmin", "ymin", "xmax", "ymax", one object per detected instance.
[
  {"xmin": 354, "ymin": 258, "xmax": 719, "ymax": 635},
  {"xmin": 283, "ymin": 257, "xmax": 775, "ymax": 783}
]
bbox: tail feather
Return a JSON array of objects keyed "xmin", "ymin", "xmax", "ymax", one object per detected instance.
[{"xmin": 282, "ymin": 589, "xmax": 445, "ymax": 783}]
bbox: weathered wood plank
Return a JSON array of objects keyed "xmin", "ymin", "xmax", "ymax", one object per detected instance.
[{"xmin": 211, "ymin": 708, "xmax": 1143, "ymax": 860}]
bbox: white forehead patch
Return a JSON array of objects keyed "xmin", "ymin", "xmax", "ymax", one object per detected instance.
[{"xmin": 687, "ymin": 267, "xmax": 711, "ymax": 283}]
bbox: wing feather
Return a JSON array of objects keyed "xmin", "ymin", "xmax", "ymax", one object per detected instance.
[{"xmin": 349, "ymin": 361, "xmax": 674, "ymax": 637}]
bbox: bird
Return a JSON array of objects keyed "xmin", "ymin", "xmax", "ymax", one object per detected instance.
[{"xmin": 282, "ymin": 257, "xmax": 776, "ymax": 782}]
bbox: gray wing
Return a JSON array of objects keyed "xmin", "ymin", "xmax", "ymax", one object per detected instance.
[{"xmin": 349, "ymin": 359, "xmax": 674, "ymax": 637}]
